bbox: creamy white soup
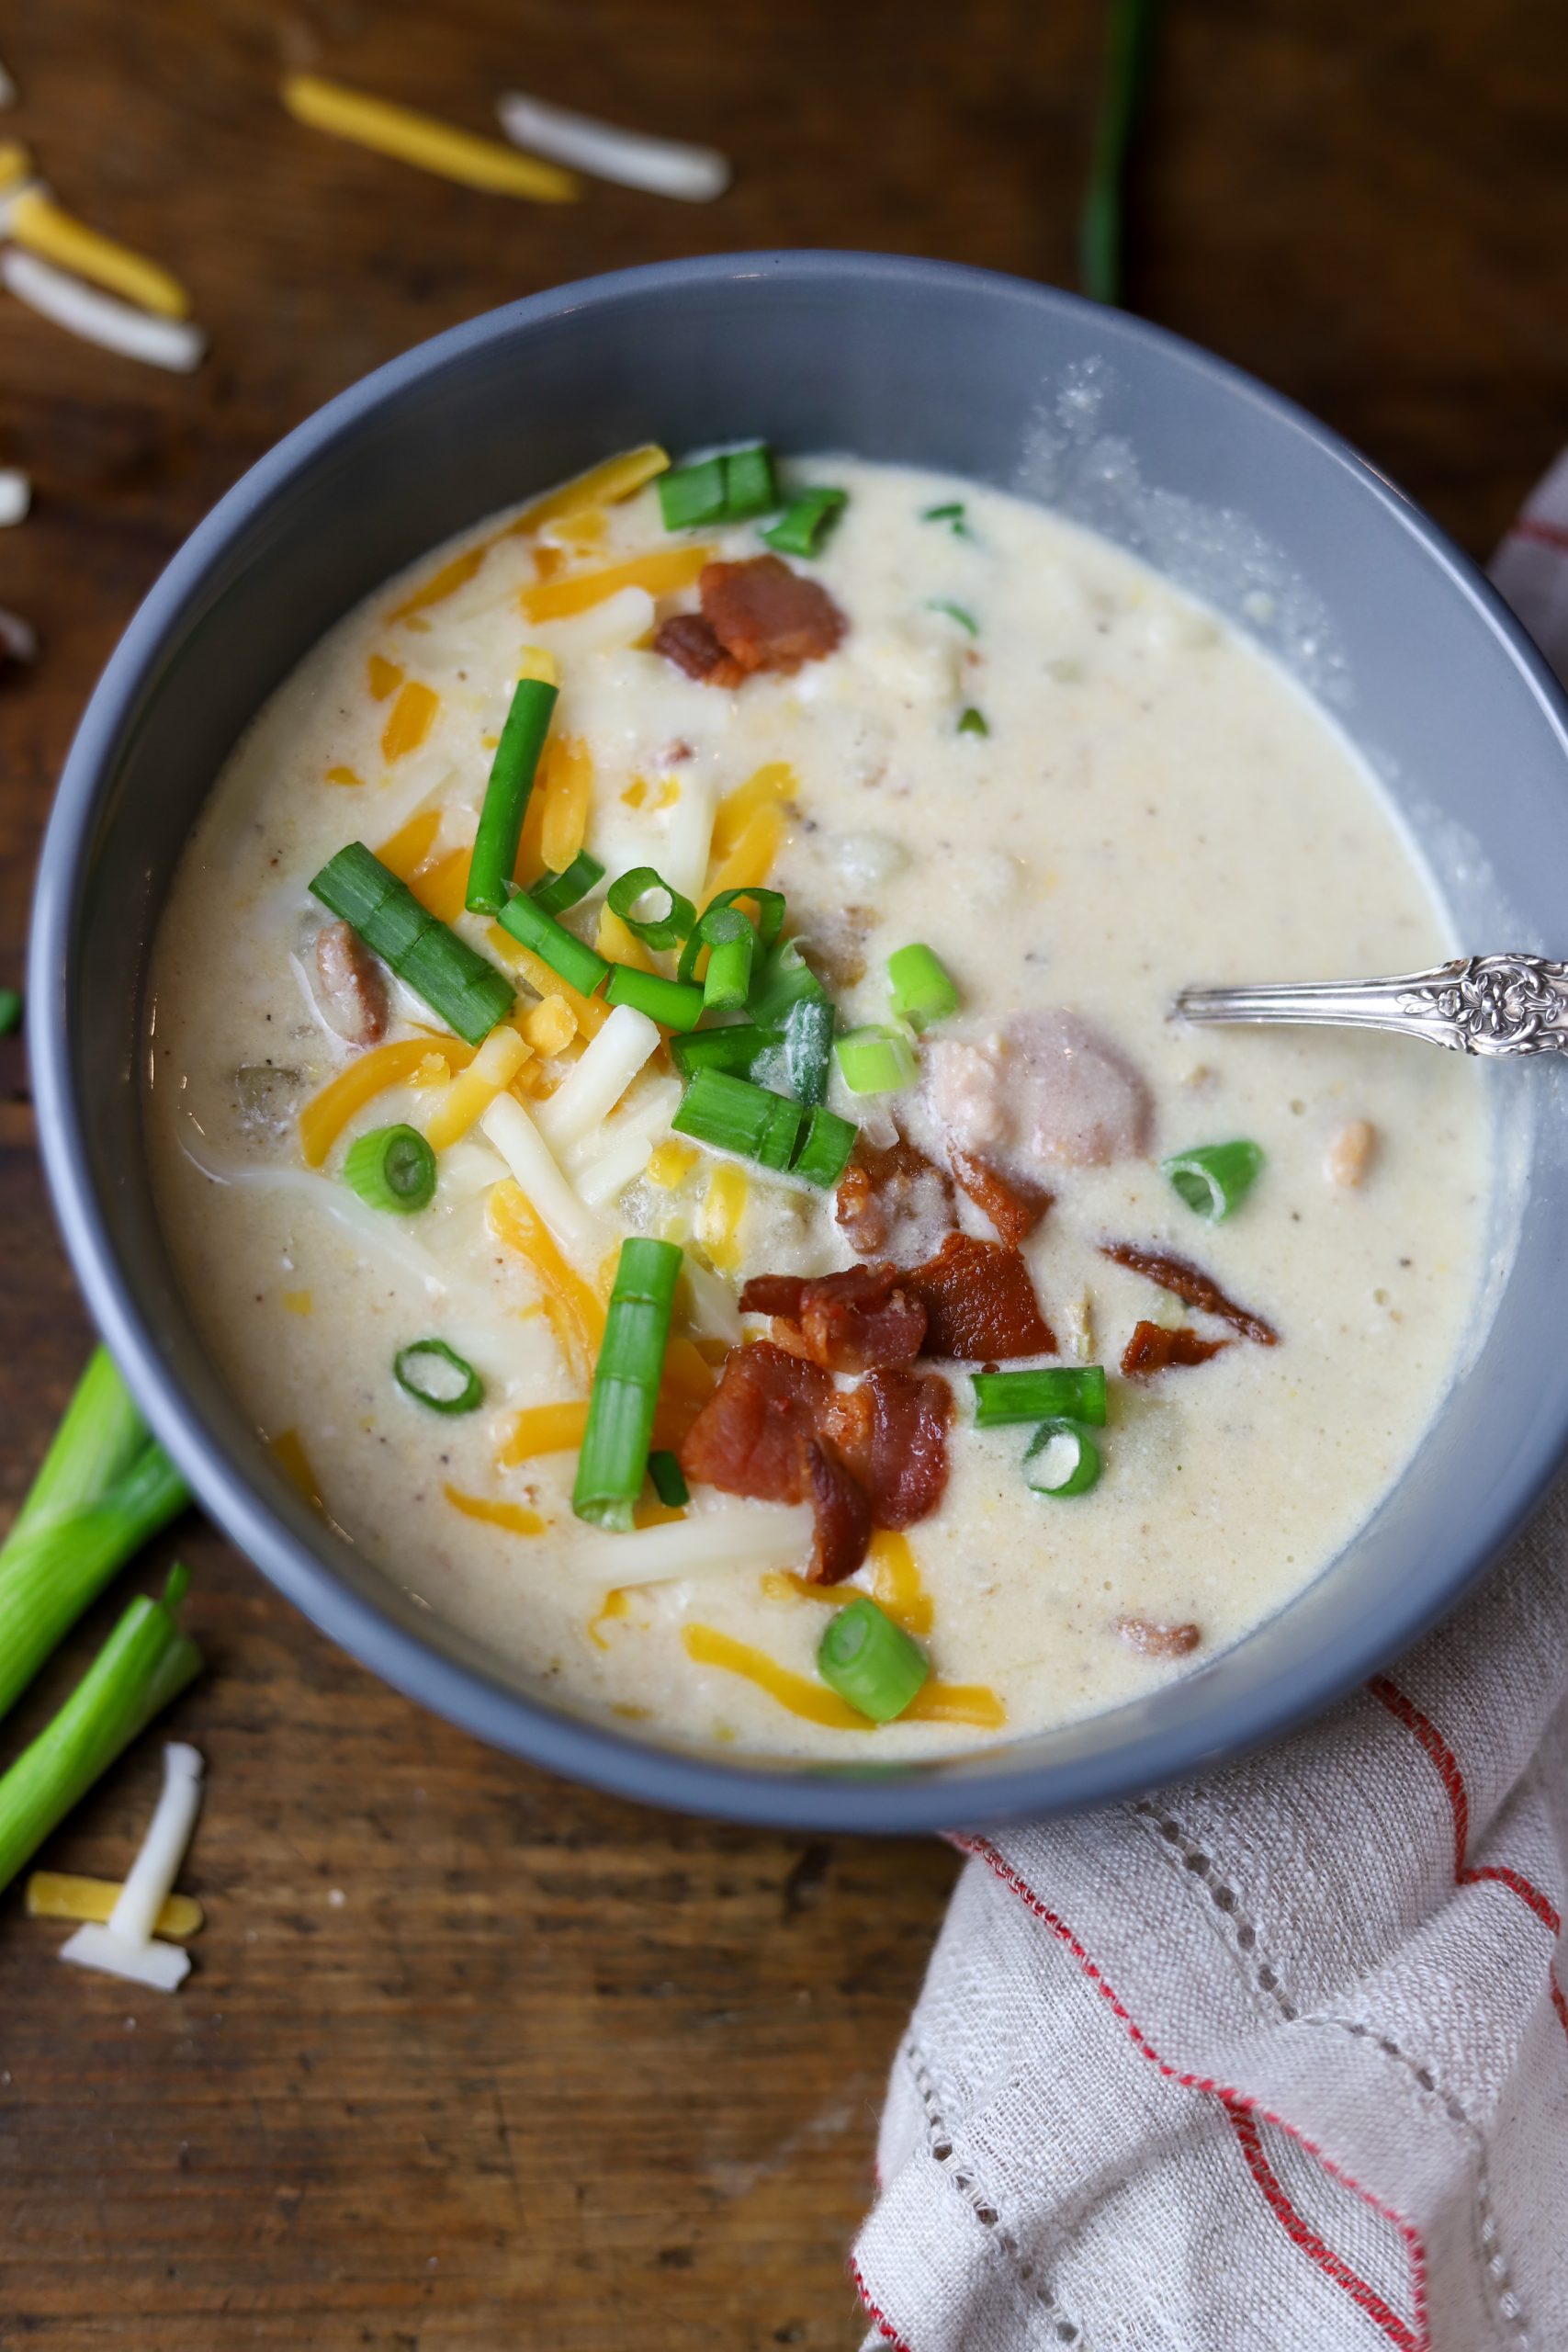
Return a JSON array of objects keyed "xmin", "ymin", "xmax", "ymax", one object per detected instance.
[{"xmin": 145, "ymin": 447, "xmax": 1488, "ymax": 1758}]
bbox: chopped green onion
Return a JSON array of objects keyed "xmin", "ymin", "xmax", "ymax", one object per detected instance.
[
  {"xmin": 921, "ymin": 501, "xmax": 973, "ymax": 538},
  {"xmin": 1079, "ymin": 0, "xmax": 1163, "ymax": 307},
  {"xmin": 1022, "ymin": 1419, "xmax": 1102, "ymax": 1497},
  {"xmin": 497, "ymin": 886, "xmax": 610, "ymax": 999},
  {"xmin": 1161, "ymin": 1139, "xmax": 1265, "ymax": 1223},
  {"xmin": 530, "ymin": 850, "xmax": 604, "ymax": 918},
  {"xmin": 573, "ymin": 1238, "xmax": 682, "ymax": 1531},
  {"xmin": 972, "ymin": 1366, "xmax": 1108, "ymax": 1429},
  {"xmin": 720, "ymin": 444, "xmax": 778, "ymax": 520},
  {"xmin": 927, "ymin": 598, "xmax": 977, "ymax": 635},
  {"xmin": 762, "ymin": 487, "xmax": 847, "ymax": 557},
  {"xmin": 606, "ymin": 865, "xmax": 696, "ymax": 954},
  {"xmin": 466, "ymin": 676, "xmax": 558, "ymax": 916},
  {"xmin": 344, "ymin": 1123, "xmax": 437, "ymax": 1214},
  {"xmin": 311, "ymin": 842, "xmax": 513, "ymax": 1046},
  {"xmin": 658, "ymin": 446, "xmax": 778, "ymax": 531},
  {"xmin": 676, "ymin": 888, "xmax": 785, "ymax": 985},
  {"xmin": 817, "ymin": 1595, "xmax": 929, "ymax": 1723},
  {"xmin": 670, "ymin": 1023, "xmax": 784, "ymax": 1079},
  {"xmin": 659, "ymin": 455, "xmax": 728, "ymax": 529},
  {"xmin": 791, "ymin": 1104, "xmax": 858, "ymax": 1190},
  {"xmin": 671, "ymin": 1068, "xmax": 804, "ymax": 1171},
  {"xmin": 0, "ymin": 1564, "xmax": 202, "ymax": 1900},
  {"xmin": 0, "ymin": 988, "xmax": 20, "ymax": 1035},
  {"xmin": 957, "ymin": 707, "xmax": 990, "ymax": 738},
  {"xmin": 648, "ymin": 1449, "xmax": 690, "ymax": 1510},
  {"xmin": 834, "ymin": 1023, "xmax": 918, "ymax": 1095},
  {"xmin": 393, "ymin": 1340, "xmax": 483, "ymax": 1416},
  {"xmin": 0, "ymin": 1379, "xmax": 190, "ymax": 1728},
  {"xmin": 700, "ymin": 907, "xmax": 756, "ymax": 1012},
  {"xmin": 886, "ymin": 943, "xmax": 958, "ymax": 1031},
  {"xmin": 604, "ymin": 965, "xmax": 706, "ymax": 1031},
  {"xmin": 784, "ymin": 994, "xmax": 834, "ymax": 1105},
  {"xmin": 750, "ymin": 934, "xmax": 829, "ymax": 1027}
]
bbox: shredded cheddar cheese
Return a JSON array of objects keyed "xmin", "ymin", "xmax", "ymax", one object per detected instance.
[
  {"xmin": 536, "ymin": 734, "xmax": 593, "ymax": 871},
  {"xmin": 647, "ymin": 1138, "xmax": 698, "ymax": 1190},
  {"xmin": 594, "ymin": 903, "xmax": 658, "ymax": 975},
  {"xmin": 270, "ymin": 1427, "xmax": 325, "ymax": 1513},
  {"xmin": 516, "ymin": 643, "xmax": 558, "ymax": 685},
  {"xmin": 281, "ymin": 74, "xmax": 579, "ymax": 203},
  {"xmin": 519, "ymin": 543, "xmax": 711, "ymax": 624},
  {"xmin": 281, "ymin": 1290, "xmax": 314, "ymax": 1317},
  {"xmin": 424, "ymin": 1025, "xmax": 531, "ymax": 1152},
  {"xmin": 324, "ymin": 763, "xmax": 363, "ymax": 788},
  {"xmin": 375, "ymin": 804, "xmax": 443, "ymax": 878},
  {"xmin": 299, "ymin": 1035, "xmax": 475, "ymax": 1165},
  {"xmin": 7, "ymin": 187, "xmax": 192, "ymax": 319},
  {"xmin": 407, "ymin": 841, "xmax": 471, "ymax": 923},
  {"xmin": 697, "ymin": 1163, "xmax": 749, "ymax": 1272},
  {"xmin": 442, "ymin": 1484, "xmax": 545, "ymax": 1536},
  {"xmin": 367, "ymin": 652, "xmax": 405, "ymax": 700},
  {"xmin": 501, "ymin": 1400, "xmax": 590, "ymax": 1463},
  {"xmin": 508, "ymin": 446, "xmax": 669, "ymax": 538},
  {"xmin": 682, "ymin": 1623, "xmax": 1003, "ymax": 1731},
  {"xmin": 703, "ymin": 803, "xmax": 785, "ymax": 907},
  {"xmin": 587, "ymin": 1588, "xmax": 633, "ymax": 1650},
  {"xmin": 489, "ymin": 1180, "xmax": 607, "ymax": 1381},
  {"xmin": 380, "ymin": 679, "xmax": 439, "ymax": 762},
  {"xmin": 867, "ymin": 1530, "xmax": 932, "ymax": 1637},
  {"xmin": 26, "ymin": 1872, "xmax": 203, "ymax": 1938},
  {"xmin": 518, "ymin": 993, "xmax": 577, "ymax": 1055},
  {"xmin": 488, "ymin": 929, "xmax": 608, "ymax": 1038},
  {"xmin": 709, "ymin": 763, "xmax": 796, "ymax": 864}
]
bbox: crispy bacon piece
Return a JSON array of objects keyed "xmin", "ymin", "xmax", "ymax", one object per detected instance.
[
  {"xmin": 741, "ymin": 1263, "xmax": 927, "ymax": 1374},
  {"xmin": 650, "ymin": 611, "xmax": 745, "ymax": 687},
  {"xmin": 805, "ymin": 1439, "xmax": 874, "ymax": 1584},
  {"xmin": 678, "ymin": 1340, "xmax": 829, "ymax": 1506},
  {"xmin": 315, "ymin": 919, "xmax": 389, "ymax": 1046},
  {"xmin": 819, "ymin": 1367, "xmax": 953, "ymax": 1531},
  {"xmin": 1119, "ymin": 1616, "xmax": 1202, "ymax": 1657},
  {"xmin": 1120, "ymin": 1320, "xmax": 1231, "ymax": 1377},
  {"xmin": 701, "ymin": 554, "xmax": 847, "ymax": 675},
  {"xmin": 1100, "ymin": 1241, "xmax": 1279, "ymax": 1346},
  {"xmin": 948, "ymin": 1147, "xmax": 1054, "ymax": 1246},
  {"xmin": 908, "ymin": 1231, "xmax": 1056, "ymax": 1361},
  {"xmin": 835, "ymin": 1132, "xmax": 956, "ymax": 1259}
]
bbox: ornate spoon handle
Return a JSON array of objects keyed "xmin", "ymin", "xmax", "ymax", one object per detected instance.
[{"xmin": 1172, "ymin": 954, "xmax": 1568, "ymax": 1057}]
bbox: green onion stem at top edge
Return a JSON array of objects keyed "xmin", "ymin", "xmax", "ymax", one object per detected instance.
[
  {"xmin": 572, "ymin": 1238, "xmax": 682, "ymax": 1532},
  {"xmin": 0, "ymin": 1564, "xmax": 202, "ymax": 1899},
  {"xmin": 1079, "ymin": 0, "xmax": 1164, "ymax": 307},
  {"xmin": 817, "ymin": 1596, "xmax": 930, "ymax": 1723},
  {"xmin": 465, "ymin": 676, "xmax": 558, "ymax": 917}
]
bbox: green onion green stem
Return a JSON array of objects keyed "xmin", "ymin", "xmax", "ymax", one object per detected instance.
[
  {"xmin": 762, "ymin": 487, "xmax": 847, "ymax": 558},
  {"xmin": 0, "ymin": 1564, "xmax": 202, "ymax": 1899},
  {"xmin": 311, "ymin": 842, "xmax": 513, "ymax": 1046},
  {"xmin": 699, "ymin": 908, "xmax": 755, "ymax": 1012},
  {"xmin": 573, "ymin": 1238, "xmax": 682, "ymax": 1532},
  {"xmin": 604, "ymin": 965, "xmax": 705, "ymax": 1030},
  {"xmin": 886, "ymin": 943, "xmax": 958, "ymax": 1031},
  {"xmin": 784, "ymin": 994, "xmax": 834, "ymax": 1106},
  {"xmin": 834, "ymin": 1023, "xmax": 918, "ymax": 1095},
  {"xmin": 605, "ymin": 865, "xmax": 696, "ymax": 954},
  {"xmin": 670, "ymin": 1023, "xmax": 784, "ymax": 1080},
  {"xmin": 1079, "ymin": 0, "xmax": 1164, "ymax": 307},
  {"xmin": 671, "ymin": 1068, "xmax": 804, "ymax": 1172},
  {"xmin": 659, "ymin": 446, "xmax": 778, "ymax": 530},
  {"xmin": 344, "ymin": 1124, "xmax": 437, "ymax": 1214},
  {"xmin": 791, "ymin": 1105, "xmax": 858, "ymax": 1190},
  {"xmin": 648, "ymin": 1450, "xmax": 690, "ymax": 1510},
  {"xmin": 817, "ymin": 1595, "xmax": 929, "ymax": 1723},
  {"xmin": 972, "ymin": 1366, "xmax": 1108, "ymax": 1429},
  {"xmin": 465, "ymin": 677, "xmax": 558, "ymax": 917},
  {"xmin": 497, "ymin": 886, "xmax": 611, "ymax": 999},
  {"xmin": 1161, "ymin": 1139, "xmax": 1264, "ymax": 1223},
  {"xmin": 927, "ymin": 598, "xmax": 977, "ymax": 635},
  {"xmin": 676, "ymin": 888, "xmax": 784, "ymax": 985},
  {"xmin": 957, "ymin": 707, "xmax": 990, "ymax": 739},
  {"xmin": 0, "ymin": 988, "xmax": 21, "ymax": 1035},
  {"xmin": 530, "ymin": 850, "xmax": 604, "ymax": 918}
]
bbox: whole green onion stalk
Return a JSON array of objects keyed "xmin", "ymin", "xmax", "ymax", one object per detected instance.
[
  {"xmin": 0, "ymin": 1346, "xmax": 191, "ymax": 1724},
  {"xmin": 1078, "ymin": 0, "xmax": 1164, "ymax": 307},
  {"xmin": 0, "ymin": 1563, "xmax": 201, "ymax": 1898}
]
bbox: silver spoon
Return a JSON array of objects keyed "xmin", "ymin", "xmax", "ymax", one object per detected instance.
[{"xmin": 1172, "ymin": 954, "xmax": 1568, "ymax": 1057}]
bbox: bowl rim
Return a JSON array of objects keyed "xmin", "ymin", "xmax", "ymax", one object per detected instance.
[{"xmin": 29, "ymin": 247, "xmax": 1568, "ymax": 1832}]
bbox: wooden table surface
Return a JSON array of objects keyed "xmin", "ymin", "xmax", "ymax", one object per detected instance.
[{"xmin": 2, "ymin": 3, "xmax": 1565, "ymax": 2344}]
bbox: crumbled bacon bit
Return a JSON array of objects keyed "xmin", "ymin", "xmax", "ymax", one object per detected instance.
[
  {"xmin": 678, "ymin": 1340, "xmax": 829, "ymax": 1506},
  {"xmin": 650, "ymin": 611, "xmax": 744, "ymax": 687},
  {"xmin": 835, "ymin": 1132, "xmax": 956, "ymax": 1259},
  {"xmin": 741, "ymin": 1263, "xmax": 926, "ymax": 1374},
  {"xmin": 1100, "ymin": 1241, "xmax": 1279, "ymax": 1345},
  {"xmin": 701, "ymin": 555, "xmax": 847, "ymax": 675},
  {"xmin": 948, "ymin": 1147, "xmax": 1054, "ymax": 1246},
  {"xmin": 805, "ymin": 1438, "xmax": 873, "ymax": 1584},
  {"xmin": 818, "ymin": 1367, "xmax": 953, "ymax": 1530},
  {"xmin": 1120, "ymin": 1320, "xmax": 1230, "ymax": 1377},
  {"xmin": 1118, "ymin": 1616, "xmax": 1202, "ymax": 1657},
  {"xmin": 314, "ymin": 920, "xmax": 389, "ymax": 1046},
  {"xmin": 908, "ymin": 1231, "xmax": 1056, "ymax": 1361}
]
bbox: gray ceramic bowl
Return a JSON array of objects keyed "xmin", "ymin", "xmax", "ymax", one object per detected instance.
[{"xmin": 29, "ymin": 252, "xmax": 1568, "ymax": 1831}]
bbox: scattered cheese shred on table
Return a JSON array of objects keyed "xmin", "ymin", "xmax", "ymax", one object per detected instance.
[
  {"xmin": 494, "ymin": 91, "xmax": 730, "ymax": 201},
  {"xmin": 60, "ymin": 1743, "xmax": 204, "ymax": 1993},
  {"xmin": 1, "ymin": 248, "xmax": 207, "ymax": 372},
  {"xmin": 7, "ymin": 187, "xmax": 192, "ymax": 319},
  {"xmin": 25, "ymin": 1870, "xmax": 203, "ymax": 1938},
  {"xmin": 282, "ymin": 74, "xmax": 579, "ymax": 204},
  {"xmin": 0, "ymin": 469, "xmax": 29, "ymax": 527}
]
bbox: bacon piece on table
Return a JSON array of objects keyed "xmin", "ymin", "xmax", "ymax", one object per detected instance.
[
  {"xmin": 678, "ymin": 1340, "xmax": 829, "ymax": 1506},
  {"xmin": 1119, "ymin": 1617, "xmax": 1202, "ymax": 1657},
  {"xmin": 819, "ymin": 1367, "xmax": 953, "ymax": 1531},
  {"xmin": 1100, "ymin": 1241, "xmax": 1279, "ymax": 1346},
  {"xmin": 1120, "ymin": 1320, "xmax": 1231, "ymax": 1377},
  {"xmin": 701, "ymin": 554, "xmax": 846, "ymax": 675},
  {"xmin": 650, "ymin": 611, "xmax": 745, "ymax": 687},
  {"xmin": 805, "ymin": 1439, "xmax": 874, "ymax": 1584},
  {"xmin": 740, "ymin": 1263, "xmax": 927, "ymax": 1374},
  {"xmin": 948, "ymin": 1146, "xmax": 1054, "ymax": 1245},
  {"xmin": 835, "ymin": 1132, "xmax": 957, "ymax": 1259},
  {"xmin": 908, "ymin": 1231, "xmax": 1056, "ymax": 1361}
]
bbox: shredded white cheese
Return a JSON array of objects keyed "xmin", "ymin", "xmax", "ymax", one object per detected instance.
[
  {"xmin": 480, "ymin": 1092, "xmax": 608, "ymax": 1266},
  {"xmin": 536, "ymin": 1003, "xmax": 660, "ymax": 1154},
  {"xmin": 570, "ymin": 1499, "xmax": 813, "ymax": 1589},
  {"xmin": 0, "ymin": 604, "xmax": 36, "ymax": 662},
  {"xmin": 60, "ymin": 1744, "xmax": 205, "ymax": 1993},
  {"xmin": 1, "ymin": 248, "xmax": 207, "ymax": 373},
  {"xmin": 495, "ymin": 91, "xmax": 730, "ymax": 202},
  {"xmin": 0, "ymin": 467, "xmax": 30, "ymax": 526}
]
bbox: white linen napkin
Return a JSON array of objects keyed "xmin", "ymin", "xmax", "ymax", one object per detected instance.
[{"xmin": 854, "ymin": 470, "xmax": 1568, "ymax": 2352}]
